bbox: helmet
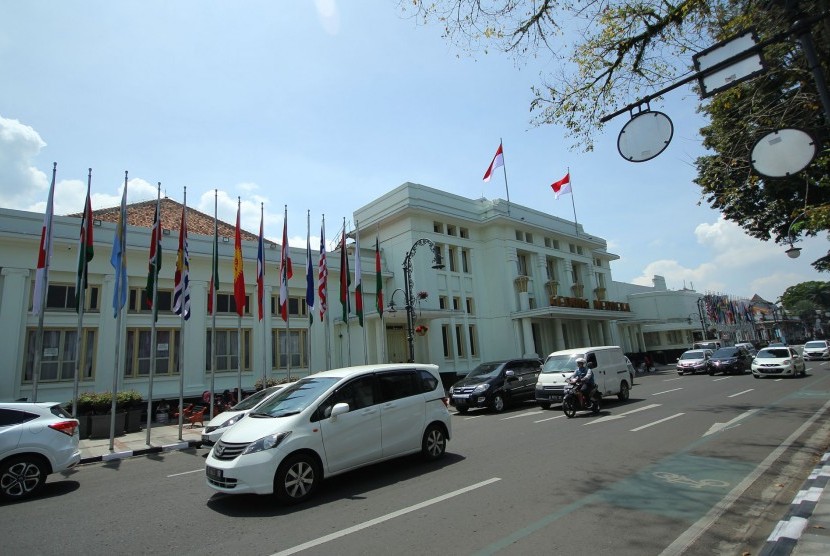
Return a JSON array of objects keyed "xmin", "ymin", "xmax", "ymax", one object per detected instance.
[{"xmin": 576, "ymin": 357, "xmax": 586, "ymax": 364}]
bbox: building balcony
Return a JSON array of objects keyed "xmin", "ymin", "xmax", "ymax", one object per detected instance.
[{"xmin": 591, "ymin": 299, "xmax": 631, "ymax": 311}]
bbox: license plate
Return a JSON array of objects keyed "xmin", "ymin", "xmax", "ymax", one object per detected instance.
[
  {"xmin": 551, "ymin": 395, "xmax": 563, "ymax": 402},
  {"xmin": 206, "ymin": 466, "xmax": 223, "ymax": 479},
  {"xmin": 201, "ymin": 434, "xmax": 210, "ymax": 442},
  {"xmin": 453, "ymin": 394, "xmax": 469, "ymax": 400}
]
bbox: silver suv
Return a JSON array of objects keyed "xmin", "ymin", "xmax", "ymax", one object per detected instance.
[{"xmin": 803, "ymin": 340, "xmax": 830, "ymax": 361}]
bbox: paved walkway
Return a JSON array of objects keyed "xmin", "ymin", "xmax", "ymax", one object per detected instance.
[{"xmin": 78, "ymin": 419, "xmax": 204, "ymax": 463}]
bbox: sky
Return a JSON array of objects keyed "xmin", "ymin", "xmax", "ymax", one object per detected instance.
[{"xmin": 1, "ymin": 0, "xmax": 826, "ymax": 303}]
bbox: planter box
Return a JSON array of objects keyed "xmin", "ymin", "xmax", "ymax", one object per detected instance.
[
  {"xmin": 89, "ymin": 412, "xmax": 126, "ymax": 439},
  {"xmin": 124, "ymin": 408, "xmax": 144, "ymax": 433},
  {"xmin": 77, "ymin": 415, "xmax": 91, "ymax": 440}
]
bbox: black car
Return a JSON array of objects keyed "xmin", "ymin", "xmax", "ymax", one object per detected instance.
[
  {"xmin": 708, "ymin": 346, "xmax": 752, "ymax": 375},
  {"xmin": 448, "ymin": 359, "xmax": 542, "ymax": 413}
]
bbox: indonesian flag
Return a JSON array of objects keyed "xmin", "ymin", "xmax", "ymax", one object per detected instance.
[
  {"xmin": 33, "ymin": 165, "xmax": 56, "ymax": 316},
  {"xmin": 483, "ymin": 143, "xmax": 504, "ymax": 182},
  {"xmin": 551, "ymin": 172, "xmax": 571, "ymax": 199}
]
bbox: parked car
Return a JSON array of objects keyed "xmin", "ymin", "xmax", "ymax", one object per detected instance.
[
  {"xmin": 201, "ymin": 383, "xmax": 294, "ymax": 446},
  {"xmin": 205, "ymin": 364, "xmax": 451, "ymax": 503},
  {"xmin": 676, "ymin": 349, "xmax": 713, "ymax": 375},
  {"xmin": 803, "ymin": 340, "xmax": 830, "ymax": 361},
  {"xmin": 751, "ymin": 346, "xmax": 806, "ymax": 378},
  {"xmin": 448, "ymin": 358, "xmax": 542, "ymax": 413},
  {"xmin": 0, "ymin": 402, "xmax": 81, "ymax": 501},
  {"xmin": 693, "ymin": 341, "xmax": 721, "ymax": 351},
  {"xmin": 734, "ymin": 342, "xmax": 757, "ymax": 357},
  {"xmin": 708, "ymin": 346, "xmax": 752, "ymax": 375}
]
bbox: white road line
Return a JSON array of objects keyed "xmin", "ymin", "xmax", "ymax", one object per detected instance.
[
  {"xmin": 502, "ymin": 410, "xmax": 544, "ymax": 420},
  {"xmin": 652, "ymin": 388, "xmax": 683, "ymax": 396},
  {"xmin": 585, "ymin": 404, "xmax": 661, "ymax": 425},
  {"xmin": 630, "ymin": 413, "xmax": 685, "ymax": 432},
  {"xmin": 167, "ymin": 469, "xmax": 203, "ymax": 478},
  {"xmin": 728, "ymin": 389, "xmax": 754, "ymax": 398},
  {"xmin": 712, "ymin": 377, "xmax": 731, "ymax": 382},
  {"xmin": 535, "ymin": 414, "xmax": 566, "ymax": 423},
  {"xmin": 663, "ymin": 377, "xmax": 683, "ymax": 382},
  {"xmin": 271, "ymin": 478, "xmax": 502, "ymax": 556}
]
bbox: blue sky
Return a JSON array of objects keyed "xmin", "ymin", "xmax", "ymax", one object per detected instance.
[{"xmin": 1, "ymin": 0, "xmax": 825, "ymax": 303}]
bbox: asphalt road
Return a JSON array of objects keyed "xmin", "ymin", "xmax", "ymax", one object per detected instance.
[{"xmin": 3, "ymin": 360, "xmax": 830, "ymax": 556}]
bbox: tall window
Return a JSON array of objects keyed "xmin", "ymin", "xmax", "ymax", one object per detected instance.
[
  {"xmin": 468, "ymin": 325, "xmax": 478, "ymax": 357},
  {"xmin": 441, "ymin": 324, "xmax": 453, "ymax": 358},
  {"xmin": 448, "ymin": 246, "xmax": 458, "ymax": 272},
  {"xmin": 461, "ymin": 248, "xmax": 470, "ymax": 273},
  {"xmin": 31, "ymin": 283, "xmax": 100, "ymax": 312},
  {"xmin": 24, "ymin": 328, "xmax": 96, "ymax": 382},
  {"xmin": 208, "ymin": 293, "xmax": 249, "ymax": 315},
  {"xmin": 206, "ymin": 329, "xmax": 251, "ymax": 372},
  {"xmin": 517, "ymin": 252, "xmax": 530, "ymax": 276},
  {"xmin": 454, "ymin": 325, "xmax": 465, "ymax": 356},
  {"xmin": 125, "ymin": 329, "xmax": 181, "ymax": 377},
  {"xmin": 272, "ymin": 329, "xmax": 309, "ymax": 369}
]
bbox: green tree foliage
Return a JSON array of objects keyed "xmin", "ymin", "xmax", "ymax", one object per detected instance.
[
  {"xmin": 403, "ymin": 0, "xmax": 830, "ymax": 266},
  {"xmin": 780, "ymin": 280, "xmax": 830, "ymax": 311}
]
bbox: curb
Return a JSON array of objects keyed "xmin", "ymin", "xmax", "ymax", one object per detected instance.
[
  {"xmin": 759, "ymin": 452, "xmax": 830, "ymax": 556},
  {"xmin": 80, "ymin": 440, "xmax": 203, "ymax": 464}
]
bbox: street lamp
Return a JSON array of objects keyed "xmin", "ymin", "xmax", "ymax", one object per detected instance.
[
  {"xmin": 696, "ymin": 297, "xmax": 709, "ymax": 339},
  {"xmin": 402, "ymin": 239, "xmax": 444, "ymax": 363}
]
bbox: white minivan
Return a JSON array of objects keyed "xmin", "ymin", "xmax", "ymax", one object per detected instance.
[
  {"xmin": 205, "ymin": 364, "xmax": 451, "ymax": 504},
  {"xmin": 535, "ymin": 346, "xmax": 632, "ymax": 409}
]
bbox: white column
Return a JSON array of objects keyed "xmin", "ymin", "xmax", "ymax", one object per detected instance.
[{"xmin": 0, "ymin": 268, "xmax": 30, "ymax": 401}]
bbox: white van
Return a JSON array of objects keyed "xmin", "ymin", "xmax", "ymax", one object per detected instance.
[{"xmin": 535, "ymin": 346, "xmax": 632, "ymax": 409}]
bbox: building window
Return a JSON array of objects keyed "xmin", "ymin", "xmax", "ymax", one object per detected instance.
[
  {"xmin": 208, "ymin": 293, "xmax": 249, "ymax": 315},
  {"xmin": 452, "ymin": 296, "xmax": 461, "ymax": 310},
  {"xmin": 546, "ymin": 257, "xmax": 558, "ymax": 281},
  {"xmin": 517, "ymin": 252, "xmax": 530, "ymax": 276},
  {"xmin": 23, "ymin": 328, "xmax": 96, "ymax": 382},
  {"xmin": 461, "ymin": 248, "xmax": 470, "ymax": 273},
  {"xmin": 643, "ymin": 332, "xmax": 660, "ymax": 349},
  {"xmin": 433, "ymin": 221, "xmax": 444, "ymax": 234},
  {"xmin": 273, "ymin": 329, "xmax": 309, "ymax": 369},
  {"xmin": 206, "ymin": 329, "xmax": 251, "ymax": 372},
  {"xmin": 441, "ymin": 324, "xmax": 453, "ymax": 358},
  {"xmin": 439, "ymin": 295, "xmax": 448, "ymax": 310},
  {"xmin": 270, "ymin": 296, "xmax": 308, "ymax": 318},
  {"xmin": 465, "ymin": 297, "xmax": 475, "ymax": 314},
  {"xmin": 667, "ymin": 330, "xmax": 684, "ymax": 344},
  {"xmin": 515, "ymin": 230, "xmax": 523, "ymax": 241},
  {"xmin": 468, "ymin": 325, "xmax": 478, "ymax": 357},
  {"xmin": 459, "ymin": 227, "xmax": 469, "ymax": 239},
  {"xmin": 525, "ymin": 232, "xmax": 533, "ymax": 243},
  {"xmin": 33, "ymin": 283, "xmax": 100, "ymax": 312},
  {"xmin": 447, "ymin": 224, "xmax": 457, "ymax": 236},
  {"xmin": 455, "ymin": 325, "xmax": 465, "ymax": 356},
  {"xmin": 131, "ymin": 288, "xmax": 173, "ymax": 313},
  {"xmin": 125, "ymin": 328, "xmax": 180, "ymax": 377},
  {"xmin": 447, "ymin": 246, "xmax": 457, "ymax": 272}
]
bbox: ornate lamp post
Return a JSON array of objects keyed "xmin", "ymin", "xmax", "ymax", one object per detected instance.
[
  {"xmin": 401, "ymin": 239, "xmax": 444, "ymax": 363},
  {"xmin": 696, "ymin": 297, "xmax": 709, "ymax": 340}
]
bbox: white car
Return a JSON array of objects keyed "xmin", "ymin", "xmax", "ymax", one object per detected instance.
[
  {"xmin": 803, "ymin": 340, "xmax": 830, "ymax": 361},
  {"xmin": 0, "ymin": 402, "xmax": 81, "ymax": 501},
  {"xmin": 201, "ymin": 384, "xmax": 294, "ymax": 446},
  {"xmin": 676, "ymin": 349, "xmax": 713, "ymax": 375},
  {"xmin": 205, "ymin": 364, "xmax": 451, "ymax": 504},
  {"xmin": 751, "ymin": 346, "xmax": 806, "ymax": 378}
]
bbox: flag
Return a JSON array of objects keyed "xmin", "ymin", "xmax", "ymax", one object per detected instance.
[
  {"xmin": 74, "ymin": 173, "xmax": 94, "ymax": 312},
  {"xmin": 305, "ymin": 217, "xmax": 314, "ymax": 325},
  {"xmin": 375, "ymin": 237, "xmax": 383, "ymax": 318},
  {"xmin": 233, "ymin": 202, "xmax": 245, "ymax": 317},
  {"xmin": 110, "ymin": 177, "xmax": 128, "ymax": 318},
  {"xmin": 551, "ymin": 172, "xmax": 571, "ymax": 199},
  {"xmin": 33, "ymin": 165, "xmax": 56, "ymax": 316},
  {"xmin": 172, "ymin": 198, "xmax": 191, "ymax": 320},
  {"xmin": 279, "ymin": 209, "xmax": 293, "ymax": 321},
  {"xmin": 482, "ymin": 142, "xmax": 504, "ymax": 182},
  {"xmin": 145, "ymin": 196, "xmax": 162, "ymax": 313},
  {"xmin": 208, "ymin": 201, "xmax": 218, "ymax": 315},
  {"xmin": 256, "ymin": 205, "xmax": 265, "ymax": 321},
  {"xmin": 354, "ymin": 224, "xmax": 363, "ymax": 326},
  {"xmin": 340, "ymin": 222, "xmax": 350, "ymax": 322},
  {"xmin": 318, "ymin": 220, "xmax": 328, "ymax": 322}
]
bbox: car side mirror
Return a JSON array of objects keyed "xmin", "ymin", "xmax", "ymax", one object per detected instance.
[{"xmin": 330, "ymin": 402, "xmax": 350, "ymax": 419}]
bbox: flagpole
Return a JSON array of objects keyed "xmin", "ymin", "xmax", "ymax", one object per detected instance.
[
  {"xmin": 343, "ymin": 218, "xmax": 352, "ymax": 367},
  {"xmin": 377, "ymin": 223, "xmax": 386, "ymax": 364},
  {"xmin": 146, "ymin": 182, "xmax": 161, "ymax": 446},
  {"xmin": 283, "ymin": 205, "xmax": 292, "ymax": 381},
  {"xmin": 31, "ymin": 162, "xmax": 57, "ymax": 402},
  {"xmin": 306, "ymin": 210, "xmax": 313, "ymax": 374},
  {"xmin": 235, "ymin": 197, "xmax": 243, "ymax": 407},
  {"xmin": 177, "ymin": 187, "xmax": 189, "ymax": 440},
  {"xmin": 72, "ymin": 168, "xmax": 92, "ymax": 416},
  {"xmin": 567, "ymin": 167, "xmax": 579, "ymax": 236},
  {"xmin": 109, "ymin": 170, "xmax": 128, "ymax": 452},
  {"xmin": 210, "ymin": 190, "xmax": 217, "ymax": 420},
  {"xmin": 320, "ymin": 216, "xmax": 331, "ymax": 371},
  {"xmin": 259, "ymin": 202, "xmax": 266, "ymax": 390},
  {"xmin": 356, "ymin": 219, "xmax": 368, "ymax": 364},
  {"xmin": 499, "ymin": 138, "xmax": 511, "ymax": 215}
]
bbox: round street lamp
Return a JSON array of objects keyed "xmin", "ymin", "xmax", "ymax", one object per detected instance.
[{"xmin": 401, "ymin": 239, "xmax": 444, "ymax": 363}]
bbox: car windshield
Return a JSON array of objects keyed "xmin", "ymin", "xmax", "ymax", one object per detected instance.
[
  {"xmin": 757, "ymin": 348, "xmax": 791, "ymax": 358},
  {"xmin": 805, "ymin": 341, "xmax": 827, "ymax": 349},
  {"xmin": 542, "ymin": 354, "xmax": 582, "ymax": 374},
  {"xmin": 466, "ymin": 362, "xmax": 505, "ymax": 378},
  {"xmin": 230, "ymin": 386, "xmax": 280, "ymax": 411},
  {"xmin": 680, "ymin": 351, "xmax": 706, "ymax": 360},
  {"xmin": 251, "ymin": 377, "xmax": 339, "ymax": 417},
  {"xmin": 713, "ymin": 348, "xmax": 739, "ymax": 358}
]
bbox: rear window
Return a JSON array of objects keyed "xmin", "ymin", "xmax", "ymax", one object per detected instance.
[
  {"xmin": 378, "ymin": 371, "xmax": 419, "ymax": 402},
  {"xmin": 680, "ymin": 351, "xmax": 706, "ymax": 360},
  {"xmin": 418, "ymin": 369, "xmax": 439, "ymax": 393},
  {"xmin": 713, "ymin": 348, "xmax": 739, "ymax": 357},
  {"xmin": 0, "ymin": 408, "xmax": 38, "ymax": 427},
  {"xmin": 805, "ymin": 341, "xmax": 827, "ymax": 349}
]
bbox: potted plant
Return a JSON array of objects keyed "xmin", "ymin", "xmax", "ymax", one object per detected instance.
[
  {"xmin": 88, "ymin": 392, "xmax": 126, "ymax": 439},
  {"xmin": 121, "ymin": 390, "xmax": 144, "ymax": 433},
  {"xmin": 74, "ymin": 392, "xmax": 97, "ymax": 439},
  {"xmin": 415, "ymin": 324, "xmax": 429, "ymax": 337}
]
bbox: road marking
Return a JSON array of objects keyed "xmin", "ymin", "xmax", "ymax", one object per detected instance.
[
  {"xmin": 587, "ymin": 403, "xmax": 662, "ymax": 424},
  {"xmin": 664, "ymin": 377, "xmax": 683, "ymax": 382},
  {"xmin": 728, "ymin": 389, "xmax": 754, "ymax": 398},
  {"xmin": 653, "ymin": 472, "xmax": 729, "ymax": 489},
  {"xmin": 270, "ymin": 478, "xmax": 501, "ymax": 556},
  {"xmin": 502, "ymin": 410, "xmax": 544, "ymax": 420},
  {"xmin": 712, "ymin": 377, "xmax": 731, "ymax": 382},
  {"xmin": 630, "ymin": 413, "xmax": 685, "ymax": 432},
  {"xmin": 167, "ymin": 469, "xmax": 203, "ymax": 478},
  {"xmin": 534, "ymin": 414, "xmax": 566, "ymax": 423},
  {"xmin": 652, "ymin": 388, "xmax": 683, "ymax": 396},
  {"xmin": 704, "ymin": 409, "xmax": 758, "ymax": 436}
]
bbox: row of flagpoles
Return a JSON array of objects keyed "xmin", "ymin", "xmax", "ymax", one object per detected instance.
[{"xmin": 30, "ymin": 164, "xmax": 387, "ymax": 449}]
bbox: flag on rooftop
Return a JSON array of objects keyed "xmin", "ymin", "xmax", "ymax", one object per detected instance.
[
  {"xmin": 551, "ymin": 172, "xmax": 571, "ymax": 199},
  {"xmin": 483, "ymin": 142, "xmax": 504, "ymax": 182}
]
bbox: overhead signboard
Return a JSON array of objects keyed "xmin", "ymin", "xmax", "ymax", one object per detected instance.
[{"xmin": 693, "ymin": 30, "xmax": 766, "ymax": 98}]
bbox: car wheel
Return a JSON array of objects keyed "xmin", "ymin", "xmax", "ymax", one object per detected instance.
[
  {"xmin": 273, "ymin": 453, "xmax": 320, "ymax": 505},
  {"xmin": 539, "ymin": 402, "xmax": 551, "ymax": 410},
  {"xmin": 0, "ymin": 455, "xmax": 47, "ymax": 501},
  {"xmin": 617, "ymin": 382, "xmax": 630, "ymax": 401},
  {"xmin": 677, "ymin": 371, "xmax": 684, "ymax": 376},
  {"xmin": 422, "ymin": 424, "xmax": 447, "ymax": 461},
  {"xmin": 753, "ymin": 374, "xmax": 760, "ymax": 379},
  {"xmin": 492, "ymin": 393, "xmax": 506, "ymax": 412}
]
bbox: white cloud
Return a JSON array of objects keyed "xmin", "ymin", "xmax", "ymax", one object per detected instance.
[
  {"xmin": 0, "ymin": 115, "xmax": 48, "ymax": 208},
  {"xmin": 315, "ymin": 0, "xmax": 340, "ymax": 35}
]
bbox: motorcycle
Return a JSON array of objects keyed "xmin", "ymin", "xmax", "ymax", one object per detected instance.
[{"xmin": 562, "ymin": 378, "xmax": 601, "ymax": 418}]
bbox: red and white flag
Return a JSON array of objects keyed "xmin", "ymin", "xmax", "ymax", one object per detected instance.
[
  {"xmin": 551, "ymin": 172, "xmax": 571, "ymax": 199},
  {"xmin": 33, "ymin": 165, "xmax": 57, "ymax": 316},
  {"xmin": 279, "ymin": 208, "xmax": 293, "ymax": 321},
  {"xmin": 482, "ymin": 143, "xmax": 504, "ymax": 182}
]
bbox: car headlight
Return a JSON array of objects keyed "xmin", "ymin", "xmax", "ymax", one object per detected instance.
[
  {"xmin": 472, "ymin": 383, "xmax": 490, "ymax": 394},
  {"xmin": 536, "ymin": 382, "xmax": 544, "ymax": 390},
  {"xmin": 448, "ymin": 386, "xmax": 455, "ymax": 394},
  {"xmin": 241, "ymin": 431, "xmax": 292, "ymax": 455},
  {"xmin": 216, "ymin": 414, "xmax": 243, "ymax": 431}
]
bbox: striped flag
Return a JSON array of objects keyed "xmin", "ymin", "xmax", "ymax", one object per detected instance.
[
  {"xmin": 354, "ymin": 222, "xmax": 363, "ymax": 326},
  {"xmin": 172, "ymin": 194, "xmax": 191, "ymax": 320},
  {"xmin": 256, "ymin": 204, "xmax": 265, "ymax": 321},
  {"xmin": 305, "ymin": 215, "xmax": 314, "ymax": 325},
  {"xmin": 318, "ymin": 219, "xmax": 327, "ymax": 322},
  {"xmin": 110, "ymin": 175, "xmax": 128, "ymax": 317},
  {"xmin": 74, "ymin": 171, "xmax": 94, "ymax": 312},
  {"xmin": 33, "ymin": 164, "xmax": 56, "ymax": 316},
  {"xmin": 551, "ymin": 172, "xmax": 571, "ymax": 199},
  {"xmin": 233, "ymin": 200, "xmax": 245, "ymax": 317},
  {"xmin": 279, "ymin": 207, "xmax": 293, "ymax": 321}
]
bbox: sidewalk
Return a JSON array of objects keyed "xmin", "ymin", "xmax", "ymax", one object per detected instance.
[{"xmin": 78, "ymin": 420, "xmax": 204, "ymax": 464}]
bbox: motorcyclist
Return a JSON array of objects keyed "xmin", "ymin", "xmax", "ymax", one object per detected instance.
[{"xmin": 570, "ymin": 357, "xmax": 595, "ymax": 408}]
